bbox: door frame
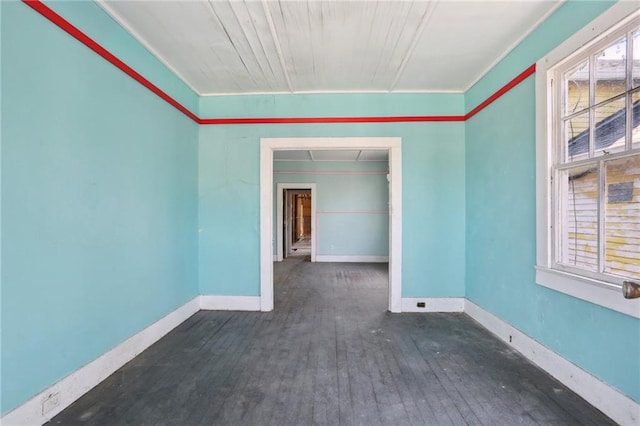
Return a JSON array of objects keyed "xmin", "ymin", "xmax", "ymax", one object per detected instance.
[
  {"xmin": 277, "ymin": 184, "xmax": 316, "ymax": 262},
  {"xmin": 260, "ymin": 137, "xmax": 402, "ymax": 312}
]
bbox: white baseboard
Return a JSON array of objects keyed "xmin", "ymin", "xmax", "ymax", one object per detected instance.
[
  {"xmin": 199, "ymin": 295, "xmax": 261, "ymax": 311},
  {"xmin": 0, "ymin": 297, "xmax": 200, "ymax": 426},
  {"xmin": 315, "ymin": 255, "xmax": 389, "ymax": 263},
  {"xmin": 401, "ymin": 297, "xmax": 465, "ymax": 313},
  {"xmin": 465, "ymin": 300, "xmax": 640, "ymax": 426}
]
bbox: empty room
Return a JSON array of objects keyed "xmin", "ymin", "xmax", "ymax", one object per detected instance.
[{"xmin": 2, "ymin": 0, "xmax": 639, "ymax": 425}]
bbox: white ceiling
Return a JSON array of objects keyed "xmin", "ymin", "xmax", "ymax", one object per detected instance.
[
  {"xmin": 97, "ymin": 0, "xmax": 562, "ymax": 96},
  {"xmin": 274, "ymin": 149, "xmax": 389, "ymax": 161}
]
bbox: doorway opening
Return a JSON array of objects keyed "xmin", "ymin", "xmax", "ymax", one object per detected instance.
[
  {"xmin": 288, "ymin": 191, "xmax": 311, "ymax": 256},
  {"xmin": 260, "ymin": 137, "xmax": 402, "ymax": 313},
  {"xmin": 276, "ymin": 184, "xmax": 316, "ymax": 262}
]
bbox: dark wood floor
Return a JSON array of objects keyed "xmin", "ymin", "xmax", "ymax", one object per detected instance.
[{"xmin": 50, "ymin": 258, "xmax": 614, "ymax": 425}]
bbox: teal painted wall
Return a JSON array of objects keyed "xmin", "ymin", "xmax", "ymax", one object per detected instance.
[
  {"xmin": 198, "ymin": 119, "xmax": 466, "ymax": 298},
  {"xmin": 465, "ymin": 0, "xmax": 639, "ymax": 402},
  {"xmin": 273, "ymin": 161, "xmax": 389, "ymax": 258},
  {"xmin": 45, "ymin": 0, "xmax": 198, "ymax": 113},
  {"xmin": 200, "ymin": 92, "xmax": 463, "ymax": 118},
  {"xmin": 1, "ymin": 2, "xmax": 199, "ymax": 415}
]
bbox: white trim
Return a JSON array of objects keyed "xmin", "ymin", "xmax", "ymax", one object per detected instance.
[
  {"xmin": 260, "ymin": 143, "xmax": 275, "ymax": 312},
  {"xmin": 276, "ymin": 183, "xmax": 316, "ymax": 262},
  {"xmin": 535, "ymin": 63, "xmax": 553, "ymax": 269},
  {"xmin": 0, "ymin": 298, "xmax": 200, "ymax": 426},
  {"xmin": 261, "ymin": 137, "xmax": 402, "ymax": 313},
  {"xmin": 535, "ymin": 2, "xmax": 640, "ymax": 318},
  {"xmin": 401, "ymin": 297, "xmax": 464, "ymax": 313},
  {"xmin": 315, "ymin": 255, "xmax": 388, "ymax": 263},
  {"xmin": 536, "ymin": 268, "xmax": 640, "ymax": 318},
  {"xmin": 465, "ymin": 300, "xmax": 640, "ymax": 426},
  {"xmin": 463, "ymin": 0, "xmax": 565, "ymax": 92},
  {"xmin": 199, "ymin": 295, "xmax": 261, "ymax": 311},
  {"xmin": 94, "ymin": 1, "xmax": 201, "ymax": 96}
]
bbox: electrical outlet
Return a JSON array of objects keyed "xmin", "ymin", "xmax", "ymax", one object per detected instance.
[{"xmin": 42, "ymin": 392, "xmax": 60, "ymax": 415}]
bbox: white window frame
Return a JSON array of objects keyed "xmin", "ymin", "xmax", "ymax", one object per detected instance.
[{"xmin": 536, "ymin": 2, "xmax": 640, "ymax": 319}]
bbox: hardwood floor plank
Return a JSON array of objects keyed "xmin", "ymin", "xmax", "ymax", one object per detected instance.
[{"xmin": 49, "ymin": 259, "xmax": 616, "ymax": 426}]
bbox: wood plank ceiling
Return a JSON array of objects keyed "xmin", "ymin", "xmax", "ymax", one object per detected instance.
[{"xmin": 97, "ymin": 0, "xmax": 562, "ymax": 95}]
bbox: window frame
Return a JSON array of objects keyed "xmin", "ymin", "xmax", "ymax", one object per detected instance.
[{"xmin": 536, "ymin": 3, "xmax": 640, "ymax": 318}]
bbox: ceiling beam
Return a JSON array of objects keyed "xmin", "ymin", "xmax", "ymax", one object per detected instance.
[
  {"xmin": 261, "ymin": 0, "xmax": 294, "ymax": 92},
  {"xmin": 389, "ymin": 1, "xmax": 439, "ymax": 91}
]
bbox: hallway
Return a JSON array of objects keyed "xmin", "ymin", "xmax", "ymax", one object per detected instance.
[{"xmin": 50, "ymin": 259, "xmax": 613, "ymax": 425}]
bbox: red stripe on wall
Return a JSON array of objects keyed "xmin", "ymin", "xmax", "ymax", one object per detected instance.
[
  {"xmin": 199, "ymin": 115, "xmax": 465, "ymax": 125},
  {"xmin": 23, "ymin": 0, "xmax": 536, "ymax": 126},
  {"xmin": 23, "ymin": 0, "xmax": 201, "ymax": 124},
  {"xmin": 464, "ymin": 63, "xmax": 537, "ymax": 120}
]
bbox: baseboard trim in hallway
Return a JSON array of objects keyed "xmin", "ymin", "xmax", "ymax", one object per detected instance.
[
  {"xmin": 465, "ymin": 300, "xmax": 639, "ymax": 426},
  {"xmin": 200, "ymin": 295, "xmax": 261, "ymax": 311},
  {"xmin": 315, "ymin": 255, "xmax": 389, "ymax": 263},
  {"xmin": 401, "ymin": 297, "xmax": 465, "ymax": 312},
  {"xmin": 0, "ymin": 297, "xmax": 200, "ymax": 426}
]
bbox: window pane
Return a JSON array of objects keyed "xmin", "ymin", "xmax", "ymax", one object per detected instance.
[
  {"xmin": 633, "ymin": 89, "xmax": 640, "ymax": 149},
  {"xmin": 564, "ymin": 60, "xmax": 589, "ymax": 116},
  {"xmin": 558, "ymin": 165, "xmax": 599, "ymax": 271},
  {"xmin": 565, "ymin": 111, "xmax": 590, "ymax": 161},
  {"xmin": 594, "ymin": 97, "xmax": 626, "ymax": 156},
  {"xmin": 633, "ymin": 30, "xmax": 639, "ymax": 88},
  {"xmin": 604, "ymin": 155, "xmax": 640, "ymax": 279},
  {"xmin": 595, "ymin": 37, "xmax": 626, "ymax": 104}
]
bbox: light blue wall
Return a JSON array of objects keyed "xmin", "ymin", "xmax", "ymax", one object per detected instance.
[
  {"xmin": 45, "ymin": 0, "xmax": 198, "ymax": 113},
  {"xmin": 1, "ymin": 1, "xmax": 199, "ymax": 415},
  {"xmin": 200, "ymin": 92, "xmax": 463, "ymax": 118},
  {"xmin": 199, "ymin": 117, "xmax": 466, "ymax": 298},
  {"xmin": 465, "ymin": 0, "xmax": 639, "ymax": 402},
  {"xmin": 273, "ymin": 161, "xmax": 389, "ymax": 258}
]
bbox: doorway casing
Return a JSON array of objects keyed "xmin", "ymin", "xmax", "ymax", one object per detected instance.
[{"xmin": 260, "ymin": 137, "xmax": 402, "ymax": 312}]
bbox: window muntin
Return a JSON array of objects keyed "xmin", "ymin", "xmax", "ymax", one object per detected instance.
[
  {"xmin": 634, "ymin": 29, "xmax": 640, "ymax": 88},
  {"xmin": 553, "ymin": 19, "xmax": 640, "ymax": 284}
]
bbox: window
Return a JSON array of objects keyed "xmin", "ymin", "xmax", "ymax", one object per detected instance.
[{"xmin": 536, "ymin": 4, "xmax": 640, "ymax": 318}]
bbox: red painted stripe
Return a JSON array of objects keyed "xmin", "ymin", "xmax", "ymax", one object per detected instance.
[
  {"xmin": 24, "ymin": 0, "xmax": 535, "ymax": 126},
  {"xmin": 464, "ymin": 63, "xmax": 537, "ymax": 120},
  {"xmin": 23, "ymin": 0, "xmax": 201, "ymax": 124},
  {"xmin": 199, "ymin": 115, "xmax": 465, "ymax": 125}
]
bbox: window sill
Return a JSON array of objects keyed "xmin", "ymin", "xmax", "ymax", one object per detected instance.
[{"xmin": 535, "ymin": 267, "xmax": 640, "ymax": 318}]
